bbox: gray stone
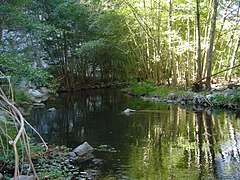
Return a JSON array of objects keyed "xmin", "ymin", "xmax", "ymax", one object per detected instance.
[
  {"xmin": 48, "ymin": 107, "xmax": 56, "ymax": 112},
  {"xmin": 0, "ymin": 173, "xmax": 3, "ymax": 180},
  {"xmin": 167, "ymin": 100, "xmax": 173, "ymax": 103},
  {"xmin": 224, "ymin": 89, "xmax": 235, "ymax": 97},
  {"xmin": 10, "ymin": 175, "xmax": 34, "ymax": 180},
  {"xmin": 32, "ymin": 103, "xmax": 45, "ymax": 107},
  {"xmin": 167, "ymin": 93, "xmax": 177, "ymax": 100},
  {"xmin": 73, "ymin": 142, "xmax": 94, "ymax": 156},
  {"xmin": 39, "ymin": 87, "xmax": 48, "ymax": 94},
  {"xmin": 66, "ymin": 151, "xmax": 77, "ymax": 157},
  {"xmin": 28, "ymin": 88, "xmax": 49, "ymax": 103}
]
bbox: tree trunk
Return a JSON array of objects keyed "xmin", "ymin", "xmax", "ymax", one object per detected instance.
[
  {"xmin": 186, "ymin": 0, "xmax": 191, "ymax": 87},
  {"xmin": 168, "ymin": 0, "xmax": 177, "ymax": 86},
  {"xmin": 206, "ymin": 0, "xmax": 218, "ymax": 91},
  {"xmin": 202, "ymin": 0, "xmax": 212, "ymax": 78},
  {"xmin": 227, "ymin": 38, "xmax": 240, "ymax": 81},
  {"xmin": 195, "ymin": 0, "xmax": 202, "ymax": 91}
]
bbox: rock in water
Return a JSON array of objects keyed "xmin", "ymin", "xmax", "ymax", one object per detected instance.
[
  {"xmin": 123, "ymin": 108, "xmax": 136, "ymax": 113},
  {"xmin": 73, "ymin": 142, "xmax": 94, "ymax": 156}
]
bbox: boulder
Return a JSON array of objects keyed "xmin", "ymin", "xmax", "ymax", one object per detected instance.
[
  {"xmin": 28, "ymin": 88, "xmax": 48, "ymax": 103},
  {"xmin": 0, "ymin": 173, "xmax": 3, "ymax": 180},
  {"xmin": 73, "ymin": 142, "xmax": 94, "ymax": 156}
]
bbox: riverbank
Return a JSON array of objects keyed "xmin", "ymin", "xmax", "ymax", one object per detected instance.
[
  {"xmin": 122, "ymin": 81, "xmax": 240, "ymax": 110},
  {"xmin": 0, "ymin": 141, "xmax": 104, "ymax": 179}
]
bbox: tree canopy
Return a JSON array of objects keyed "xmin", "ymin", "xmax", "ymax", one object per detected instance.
[{"xmin": 0, "ymin": 0, "xmax": 239, "ymax": 90}]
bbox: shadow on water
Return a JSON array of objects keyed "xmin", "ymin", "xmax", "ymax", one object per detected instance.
[{"xmin": 30, "ymin": 89, "xmax": 240, "ymax": 179}]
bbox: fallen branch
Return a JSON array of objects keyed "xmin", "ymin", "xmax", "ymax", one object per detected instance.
[{"xmin": 194, "ymin": 63, "xmax": 240, "ymax": 84}]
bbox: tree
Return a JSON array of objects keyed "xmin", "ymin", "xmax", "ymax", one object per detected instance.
[
  {"xmin": 195, "ymin": 0, "xmax": 203, "ymax": 92},
  {"xmin": 206, "ymin": 0, "xmax": 218, "ymax": 91},
  {"xmin": 168, "ymin": 0, "xmax": 177, "ymax": 86}
]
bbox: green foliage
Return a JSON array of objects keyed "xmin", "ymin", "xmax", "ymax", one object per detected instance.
[
  {"xmin": 0, "ymin": 121, "xmax": 18, "ymax": 167},
  {"xmin": 210, "ymin": 92, "xmax": 240, "ymax": 108},
  {"xmin": 0, "ymin": 56, "xmax": 52, "ymax": 88},
  {"xmin": 130, "ymin": 80, "xmax": 184, "ymax": 97},
  {"xmin": 229, "ymin": 92, "xmax": 240, "ymax": 104},
  {"xmin": 37, "ymin": 164, "xmax": 66, "ymax": 180},
  {"xmin": 151, "ymin": 86, "xmax": 171, "ymax": 97},
  {"xmin": 13, "ymin": 90, "xmax": 29, "ymax": 104},
  {"xmin": 20, "ymin": 67, "xmax": 52, "ymax": 88},
  {"xmin": 130, "ymin": 80, "xmax": 155, "ymax": 96},
  {"xmin": 211, "ymin": 94, "xmax": 225, "ymax": 107},
  {"xmin": 77, "ymin": 38, "xmax": 106, "ymax": 58}
]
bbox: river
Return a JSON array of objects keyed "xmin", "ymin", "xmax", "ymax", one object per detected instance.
[{"xmin": 30, "ymin": 88, "xmax": 240, "ymax": 179}]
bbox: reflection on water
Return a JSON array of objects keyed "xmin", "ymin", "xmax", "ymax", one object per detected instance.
[{"xmin": 30, "ymin": 89, "xmax": 240, "ymax": 179}]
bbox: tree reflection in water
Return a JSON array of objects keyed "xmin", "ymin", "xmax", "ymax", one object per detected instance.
[{"xmin": 30, "ymin": 89, "xmax": 240, "ymax": 179}]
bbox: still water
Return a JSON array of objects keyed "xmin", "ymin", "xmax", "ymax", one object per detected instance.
[{"xmin": 30, "ymin": 89, "xmax": 240, "ymax": 179}]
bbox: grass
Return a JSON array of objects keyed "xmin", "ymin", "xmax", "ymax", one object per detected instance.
[{"xmin": 130, "ymin": 80, "xmax": 185, "ymax": 97}]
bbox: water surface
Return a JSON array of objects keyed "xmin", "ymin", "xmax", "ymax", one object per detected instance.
[{"xmin": 30, "ymin": 89, "xmax": 240, "ymax": 179}]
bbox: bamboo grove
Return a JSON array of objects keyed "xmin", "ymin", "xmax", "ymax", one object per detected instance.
[
  {"xmin": 0, "ymin": 0, "xmax": 239, "ymax": 90},
  {"xmin": 115, "ymin": 0, "xmax": 240, "ymax": 89}
]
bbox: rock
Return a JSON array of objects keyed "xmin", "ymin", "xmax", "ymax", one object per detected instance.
[
  {"xmin": 167, "ymin": 100, "xmax": 173, "ymax": 103},
  {"xmin": 97, "ymin": 145, "xmax": 117, "ymax": 152},
  {"xmin": 39, "ymin": 87, "xmax": 48, "ymax": 94},
  {"xmin": 48, "ymin": 107, "xmax": 56, "ymax": 112},
  {"xmin": 180, "ymin": 101, "xmax": 186, "ymax": 105},
  {"xmin": 32, "ymin": 103, "xmax": 45, "ymax": 107},
  {"xmin": 121, "ymin": 88, "xmax": 132, "ymax": 94},
  {"xmin": 73, "ymin": 142, "xmax": 94, "ymax": 156},
  {"xmin": 77, "ymin": 152, "xmax": 95, "ymax": 163},
  {"xmin": 21, "ymin": 163, "xmax": 30, "ymax": 174},
  {"xmin": 66, "ymin": 151, "xmax": 77, "ymax": 158},
  {"xmin": 28, "ymin": 88, "xmax": 48, "ymax": 103},
  {"xmin": 19, "ymin": 101, "xmax": 32, "ymax": 109},
  {"xmin": 0, "ymin": 173, "xmax": 3, "ymax": 180},
  {"xmin": 224, "ymin": 89, "xmax": 235, "ymax": 97},
  {"xmin": 123, "ymin": 108, "xmax": 136, "ymax": 114},
  {"xmin": 193, "ymin": 94, "xmax": 204, "ymax": 105},
  {"xmin": 10, "ymin": 175, "xmax": 34, "ymax": 180},
  {"xmin": 167, "ymin": 93, "xmax": 177, "ymax": 100}
]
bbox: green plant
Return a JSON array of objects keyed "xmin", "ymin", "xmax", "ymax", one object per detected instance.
[
  {"xmin": 211, "ymin": 94, "xmax": 225, "ymax": 107},
  {"xmin": 130, "ymin": 79, "xmax": 155, "ymax": 96},
  {"xmin": 14, "ymin": 90, "xmax": 29, "ymax": 104},
  {"xmin": 20, "ymin": 67, "xmax": 52, "ymax": 88},
  {"xmin": 151, "ymin": 86, "xmax": 170, "ymax": 97},
  {"xmin": 229, "ymin": 92, "xmax": 240, "ymax": 105},
  {"xmin": 38, "ymin": 165, "xmax": 66, "ymax": 180}
]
